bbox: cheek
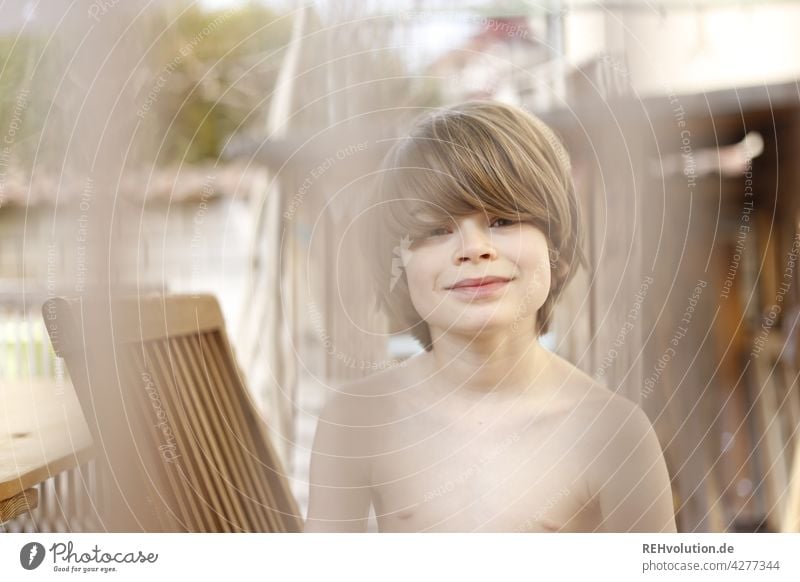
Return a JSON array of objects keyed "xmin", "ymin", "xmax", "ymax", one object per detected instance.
[
  {"xmin": 511, "ymin": 262, "xmax": 550, "ymax": 315},
  {"xmin": 403, "ymin": 253, "xmax": 437, "ymax": 308},
  {"xmin": 528, "ymin": 255, "xmax": 552, "ymax": 289},
  {"xmin": 514, "ymin": 238, "xmax": 553, "ymax": 303}
]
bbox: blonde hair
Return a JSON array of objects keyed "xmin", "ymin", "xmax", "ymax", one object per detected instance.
[{"xmin": 364, "ymin": 100, "xmax": 587, "ymax": 351}]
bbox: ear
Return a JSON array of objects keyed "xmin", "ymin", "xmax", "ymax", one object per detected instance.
[
  {"xmin": 399, "ymin": 234, "xmax": 414, "ymax": 266},
  {"xmin": 549, "ymin": 249, "xmax": 575, "ymax": 296},
  {"xmin": 548, "ymin": 247, "xmax": 566, "ymax": 278}
]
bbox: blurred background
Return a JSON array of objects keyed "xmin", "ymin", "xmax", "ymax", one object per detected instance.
[{"xmin": 2, "ymin": 0, "xmax": 800, "ymax": 533}]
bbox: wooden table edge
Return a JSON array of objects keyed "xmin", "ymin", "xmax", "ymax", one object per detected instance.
[{"xmin": 0, "ymin": 445, "xmax": 96, "ymax": 502}]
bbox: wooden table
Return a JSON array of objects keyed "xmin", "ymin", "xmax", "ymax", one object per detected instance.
[{"xmin": 0, "ymin": 379, "xmax": 93, "ymax": 523}]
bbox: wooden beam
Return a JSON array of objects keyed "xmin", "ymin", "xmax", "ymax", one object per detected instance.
[{"xmin": 0, "ymin": 488, "xmax": 38, "ymax": 524}]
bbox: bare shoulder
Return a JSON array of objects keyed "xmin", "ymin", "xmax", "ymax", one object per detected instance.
[
  {"xmin": 547, "ymin": 353, "xmax": 663, "ymax": 473},
  {"xmin": 543, "ymin": 350, "xmax": 653, "ymax": 438},
  {"xmin": 546, "ymin": 355, "xmax": 676, "ymax": 532},
  {"xmin": 542, "ymin": 350, "xmax": 616, "ymax": 408},
  {"xmin": 308, "ymin": 368, "xmax": 403, "ymax": 486}
]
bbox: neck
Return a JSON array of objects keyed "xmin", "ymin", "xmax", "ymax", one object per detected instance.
[{"xmin": 423, "ymin": 324, "xmax": 551, "ymax": 397}]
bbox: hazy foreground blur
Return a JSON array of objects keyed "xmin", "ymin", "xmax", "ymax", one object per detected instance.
[{"xmin": 3, "ymin": 0, "xmax": 800, "ymax": 533}]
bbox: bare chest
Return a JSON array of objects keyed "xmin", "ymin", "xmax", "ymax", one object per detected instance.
[{"xmin": 369, "ymin": 402, "xmax": 600, "ymax": 532}]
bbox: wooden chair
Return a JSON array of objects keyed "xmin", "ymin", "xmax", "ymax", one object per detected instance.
[{"xmin": 43, "ymin": 294, "xmax": 302, "ymax": 532}]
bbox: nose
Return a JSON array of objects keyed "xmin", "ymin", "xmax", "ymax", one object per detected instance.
[{"xmin": 453, "ymin": 220, "xmax": 497, "ymax": 264}]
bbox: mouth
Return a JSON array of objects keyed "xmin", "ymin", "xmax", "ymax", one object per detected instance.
[
  {"xmin": 445, "ymin": 277, "xmax": 514, "ymax": 300},
  {"xmin": 446, "ymin": 276, "xmax": 513, "ymax": 290}
]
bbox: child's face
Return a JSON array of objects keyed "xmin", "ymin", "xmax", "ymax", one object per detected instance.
[{"xmin": 402, "ymin": 210, "xmax": 551, "ymax": 340}]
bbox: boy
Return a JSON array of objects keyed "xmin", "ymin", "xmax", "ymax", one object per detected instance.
[{"xmin": 304, "ymin": 101, "xmax": 677, "ymax": 532}]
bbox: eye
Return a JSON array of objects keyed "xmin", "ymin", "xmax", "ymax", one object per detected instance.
[
  {"xmin": 490, "ymin": 217, "xmax": 519, "ymax": 228},
  {"xmin": 427, "ymin": 225, "xmax": 452, "ymax": 237}
]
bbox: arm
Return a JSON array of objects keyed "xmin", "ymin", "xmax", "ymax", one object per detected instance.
[
  {"xmin": 304, "ymin": 392, "xmax": 372, "ymax": 532},
  {"xmin": 589, "ymin": 399, "xmax": 677, "ymax": 533}
]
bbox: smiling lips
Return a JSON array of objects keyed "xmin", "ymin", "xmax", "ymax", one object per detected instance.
[
  {"xmin": 446, "ymin": 276, "xmax": 513, "ymax": 299},
  {"xmin": 447, "ymin": 276, "xmax": 512, "ymax": 289}
]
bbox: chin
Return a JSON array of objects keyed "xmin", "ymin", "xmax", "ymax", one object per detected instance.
[{"xmin": 431, "ymin": 311, "xmax": 518, "ymax": 335}]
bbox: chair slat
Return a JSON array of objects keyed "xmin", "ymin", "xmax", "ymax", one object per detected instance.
[
  {"xmin": 146, "ymin": 339, "xmax": 224, "ymax": 532},
  {"xmin": 198, "ymin": 332, "xmax": 277, "ymax": 531},
  {"xmin": 162, "ymin": 336, "xmax": 237, "ymax": 532},
  {"xmin": 180, "ymin": 334, "xmax": 256, "ymax": 530},
  {"xmin": 121, "ymin": 345, "xmax": 193, "ymax": 532},
  {"xmin": 205, "ymin": 333, "xmax": 290, "ymax": 531},
  {"xmin": 205, "ymin": 330, "xmax": 301, "ymax": 531},
  {"xmin": 172, "ymin": 335, "xmax": 249, "ymax": 531}
]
